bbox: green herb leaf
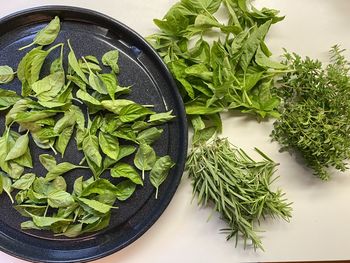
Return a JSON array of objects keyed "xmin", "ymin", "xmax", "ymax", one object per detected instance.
[
  {"xmin": 0, "ymin": 65, "xmax": 15, "ymax": 84},
  {"xmin": 0, "ymin": 88, "xmax": 21, "ymax": 111},
  {"xmin": 136, "ymin": 127, "xmax": 163, "ymax": 145},
  {"xmin": 47, "ymin": 190, "xmax": 75, "ymax": 208},
  {"xmin": 82, "ymin": 134, "xmax": 102, "ymax": 167},
  {"xmin": 111, "ymin": 163, "xmax": 143, "ymax": 185},
  {"xmin": 45, "ymin": 162, "xmax": 81, "ymax": 181},
  {"xmin": 102, "ymin": 50, "xmax": 119, "ymax": 73},
  {"xmin": 12, "ymin": 173, "xmax": 36, "ymax": 190},
  {"xmin": 134, "ymin": 143, "xmax": 157, "ymax": 179},
  {"xmin": 19, "ymin": 16, "xmax": 60, "ymax": 50},
  {"xmin": 5, "ymin": 132, "xmax": 29, "ymax": 161},
  {"xmin": 98, "ymin": 132, "xmax": 119, "ymax": 160},
  {"xmin": 150, "ymin": 155, "xmax": 175, "ymax": 198}
]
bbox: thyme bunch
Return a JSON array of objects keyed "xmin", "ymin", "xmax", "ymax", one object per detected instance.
[{"xmin": 272, "ymin": 45, "xmax": 350, "ymax": 180}]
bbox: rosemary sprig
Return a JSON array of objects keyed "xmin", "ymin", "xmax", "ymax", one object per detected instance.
[{"xmin": 186, "ymin": 138, "xmax": 292, "ymax": 250}]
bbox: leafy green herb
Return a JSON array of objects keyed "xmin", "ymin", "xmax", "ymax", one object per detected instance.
[
  {"xmin": 187, "ymin": 138, "xmax": 292, "ymax": 250},
  {"xmin": 5, "ymin": 132, "xmax": 29, "ymax": 161},
  {"xmin": 19, "ymin": 16, "xmax": 60, "ymax": 50},
  {"xmin": 0, "ymin": 88, "xmax": 21, "ymax": 110},
  {"xmin": 0, "ymin": 66, "xmax": 15, "ymax": 84},
  {"xmin": 150, "ymin": 155, "xmax": 175, "ymax": 198},
  {"xmin": 272, "ymin": 46, "xmax": 350, "ymax": 180},
  {"xmin": 0, "ymin": 16, "xmax": 176, "ymax": 238},
  {"xmin": 111, "ymin": 163, "xmax": 143, "ymax": 185},
  {"xmin": 102, "ymin": 50, "xmax": 119, "ymax": 73},
  {"xmin": 134, "ymin": 143, "xmax": 157, "ymax": 179}
]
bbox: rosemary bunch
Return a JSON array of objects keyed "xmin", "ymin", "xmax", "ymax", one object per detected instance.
[{"xmin": 186, "ymin": 138, "xmax": 292, "ymax": 250}]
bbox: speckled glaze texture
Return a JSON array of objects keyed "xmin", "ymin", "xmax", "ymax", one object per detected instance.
[{"xmin": 0, "ymin": 6, "xmax": 187, "ymax": 263}]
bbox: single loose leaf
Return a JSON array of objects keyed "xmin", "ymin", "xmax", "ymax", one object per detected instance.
[
  {"xmin": 136, "ymin": 127, "xmax": 163, "ymax": 145},
  {"xmin": 47, "ymin": 190, "xmax": 75, "ymax": 208},
  {"xmin": 12, "ymin": 173, "xmax": 36, "ymax": 190},
  {"xmin": 119, "ymin": 104, "xmax": 155, "ymax": 123},
  {"xmin": 82, "ymin": 134, "xmax": 102, "ymax": 167},
  {"xmin": 45, "ymin": 162, "xmax": 82, "ymax": 181},
  {"xmin": 0, "ymin": 88, "xmax": 21, "ymax": 111},
  {"xmin": 98, "ymin": 132, "xmax": 119, "ymax": 160},
  {"xmin": 19, "ymin": 16, "xmax": 60, "ymax": 50},
  {"xmin": 150, "ymin": 155, "xmax": 175, "ymax": 198},
  {"xmin": 0, "ymin": 66, "xmax": 15, "ymax": 84},
  {"xmin": 78, "ymin": 197, "xmax": 113, "ymax": 214},
  {"xmin": 134, "ymin": 143, "xmax": 157, "ymax": 179},
  {"xmin": 102, "ymin": 50, "xmax": 119, "ymax": 73},
  {"xmin": 5, "ymin": 133, "xmax": 29, "ymax": 161},
  {"xmin": 111, "ymin": 163, "xmax": 143, "ymax": 185},
  {"xmin": 39, "ymin": 154, "xmax": 57, "ymax": 171}
]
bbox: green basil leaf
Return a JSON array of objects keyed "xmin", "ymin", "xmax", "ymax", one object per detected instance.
[
  {"xmin": 116, "ymin": 145, "xmax": 137, "ymax": 161},
  {"xmin": 99, "ymin": 73, "xmax": 119, "ymax": 100},
  {"xmin": 82, "ymin": 134, "xmax": 102, "ymax": 167},
  {"xmin": 80, "ymin": 60, "xmax": 102, "ymax": 73},
  {"xmin": 0, "ymin": 172, "xmax": 14, "ymax": 203},
  {"xmin": 67, "ymin": 75, "xmax": 87, "ymax": 91},
  {"xmin": 8, "ymin": 162, "xmax": 24, "ymax": 180},
  {"xmin": 21, "ymin": 220, "xmax": 41, "ymax": 230},
  {"xmin": 73, "ymin": 176, "xmax": 83, "ymax": 197},
  {"xmin": 115, "ymin": 180, "xmax": 136, "ymax": 201},
  {"xmin": 148, "ymin": 110, "xmax": 175, "ymax": 124},
  {"xmin": 19, "ymin": 16, "xmax": 60, "ymax": 50},
  {"xmin": 102, "ymin": 50, "xmax": 119, "ymax": 73},
  {"xmin": 67, "ymin": 40, "xmax": 88, "ymax": 83},
  {"xmin": 15, "ymin": 110, "xmax": 58, "ymax": 123},
  {"xmin": 78, "ymin": 197, "xmax": 113, "ymax": 214},
  {"xmin": 111, "ymin": 163, "xmax": 143, "ymax": 185},
  {"xmin": 48, "ymin": 190, "xmax": 75, "ymax": 208},
  {"xmin": 15, "ymin": 204, "xmax": 46, "ymax": 217},
  {"xmin": 49, "ymin": 176, "xmax": 67, "ymax": 192},
  {"xmin": 45, "ymin": 162, "xmax": 81, "ymax": 181},
  {"xmin": 81, "ymin": 213, "xmax": 110, "ymax": 234},
  {"xmin": 134, "ymin": 143, "xmax": 157, "ymax": 179},
  {"xmin": 150, "ymin": 155, "xmax": 175, "ymax": 198},
  {"xmin": 255, "ymin": 45, "xmax": 287, "ymax": 69},
  {"xmin": 54, "ymin": 109, "xmax": 77, "ymax": 134},
  {"xmin": 119, "ymin": 104, "xmax": 155, "ymax": 123},
  {"xmin": 0, "ymin": 66, "xmax": 15, "ymax": 84},
  {"xmin": 55, "ymin": 125, "xmax": 74, "ymax": 157},
  {"xmin": 131, "ymin": 121, "xmax": 150, "ymax": 131},
  {"xmin": 101, "ymin": 99, "xmax": 135, "ymax": 114},
  {"xmin": 12, "ymin": 173, "xmax": 36, "ymax": 190},
  {"xmin": 0, "ymin": 131, "xmax": 10, "ymax": 173},
  {"xmin": 32, "ymin": 215, "xmax": 72, "ymax": 228},
  {"xmin": 81, "ymin": 178, "xmax": 118, "ymax": 197},
  {"xmin": 5, "ymin": 132, "xmax": 29, "ymax": 161},
  {"xmin": 98, "ymin": 132, "xmax": 119, "ymax": 160},
  {"xmin": 239, "ymin": 20, "xmax": 272, "ymax": 71},
  {"xmin": 8, "ymin": 131, "xmax": 33, "ymax": 168},
  {"xmin": 136, "ymin": 127, "xmax": 163, "ymax": 145},
  {"xmin": 85, "ymin": 55, "xmax": 99, "ymax": 64},
  {"xmin": 76, "ymin": 89, "xmax": 101, "ymax": 106},
  {"xmin": 87, "ymin": 71, "xmax": 107, "ymax": 94},
  {"xmin": 5, "ymin": 99, "xmax": 30, "ymax": 125},
  {"xmin": 60, "ymin": 223, "xmax": 83, "ymax": 237},
  {"xmin": 32, "ymin": 71, "xmax": 65, "ymax": 101}
]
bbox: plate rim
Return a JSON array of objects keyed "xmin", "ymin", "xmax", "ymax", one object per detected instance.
[{"xmin": 0, "ymin": 5, "xmax": 188, "ymax": 263}]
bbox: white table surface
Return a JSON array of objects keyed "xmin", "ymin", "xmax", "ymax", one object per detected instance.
[{"xmin": 1, "ymin": 0, "xmax": 350, "ymax": 262}]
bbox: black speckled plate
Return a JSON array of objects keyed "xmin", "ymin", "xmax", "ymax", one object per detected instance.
[{"xmin": 0, "ymin": 6, "xmax": 187, "ymax": 263}]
